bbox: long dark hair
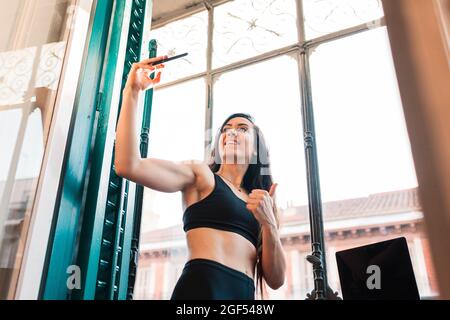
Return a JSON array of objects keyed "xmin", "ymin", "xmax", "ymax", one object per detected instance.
[{"xmin": 207, "ymin": 113, "xmax": 280, "ymax": 299}]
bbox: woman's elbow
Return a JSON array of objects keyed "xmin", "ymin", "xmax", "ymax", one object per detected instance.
[
  {"xmin": 267, "ymin": 275, "xmax": 285, "ymax": 290},
  {"xmin": 114, "ymin": 163, "xmax": 127, "ymax": 179},
  {"xmin": 114, "ymin": 159, "xmax": 136, "ymax": 179}
]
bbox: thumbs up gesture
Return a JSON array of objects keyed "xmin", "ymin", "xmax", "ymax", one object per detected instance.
[{"xmin": 246, "ymin": 183, "xmax": 278, "ymax": 228}]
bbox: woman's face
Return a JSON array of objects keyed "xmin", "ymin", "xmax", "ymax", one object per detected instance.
[{"xmin": 218, "ymin": 117, "xmax": 256, "ymax": 164}]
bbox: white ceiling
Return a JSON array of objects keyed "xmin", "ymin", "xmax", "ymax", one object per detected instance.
[{"xmin": 152, "ymin": 0, "xmax": 205, "ymax": 21}]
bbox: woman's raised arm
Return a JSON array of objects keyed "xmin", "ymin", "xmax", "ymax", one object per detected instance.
[{"xmin": 114, "ymin": 56, "xmax": 196, "ymax": 193}]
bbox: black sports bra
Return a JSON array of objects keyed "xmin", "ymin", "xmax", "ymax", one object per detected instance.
[{"xmin": 183, "ymin": 173, "xmax": 261, "ymax": 248}]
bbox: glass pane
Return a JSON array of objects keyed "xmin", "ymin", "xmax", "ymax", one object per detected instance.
[
  {"xmin": 213, "ymin": 54, "xmax": 307, "ymax": 210},
  {"xmin": 135, "ymin": 79, "xmax": 206, "ymax": 300},
  {"xmin": 0, "ymin": 110, "xmax": 21, "ymax": 193},
  {"xmin": 213, "ymin": 0, "xmax": 298, "ymax": 68},
  {"xmin": 0, "ymin": 0, "xmax": 81, "ymax": 299},
  {"xmin": 149, "ymin": 10, "xmax": 207, "ymax": 84},
  {"xmin": 303, "ymin": 0, "xmax": 384, "ymax": 40},
  {"xmin": 310, "ymin": 27, "xmax": 438, "ymax": 298},
  {"xmin": 212, "ymin": 54, "xmax": 310, "ymax": 299}
]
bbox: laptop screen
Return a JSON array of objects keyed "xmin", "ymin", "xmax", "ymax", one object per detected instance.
[{"xmin": 335, "ymin": 237, "xmax": 420, "ymax": 300}]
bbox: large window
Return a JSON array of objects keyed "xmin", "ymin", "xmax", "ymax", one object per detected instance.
[
  {"xmin": 135, "ymin": 0, "xmax": 437, "ymax": 300},
  {"xmin": 309, "ymin": 26, "xmax": 436, "ymax": 297}
]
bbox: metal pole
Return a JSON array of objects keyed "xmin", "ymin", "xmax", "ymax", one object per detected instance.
[
  {"xmin": 204, "ymin": 1, "xmax": 214, "ymax": 160},
  {"xmin": 295, "ymin": 0, "xmax": 340, "ymax": 300}
]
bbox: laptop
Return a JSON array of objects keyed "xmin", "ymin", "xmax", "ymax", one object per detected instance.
[{"xmin": 335, "ymin": 237, "xmax": 420, "ymax": 300}]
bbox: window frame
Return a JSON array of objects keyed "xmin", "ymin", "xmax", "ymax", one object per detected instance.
[{"xmin": 151, "ymin": 0, "xmax": 385, "ymax": 151}]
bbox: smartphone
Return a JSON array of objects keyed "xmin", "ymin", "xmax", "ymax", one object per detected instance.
[{"xmin": 153, "ymin": 52, "xmax": 188, "ymax": 65}]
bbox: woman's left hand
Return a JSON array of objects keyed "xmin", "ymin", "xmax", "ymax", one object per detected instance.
[{"xmin": 246, "ymin": 183, "xmax": 278, "ymax": 228}]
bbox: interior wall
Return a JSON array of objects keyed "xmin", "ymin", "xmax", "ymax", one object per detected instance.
[{"xmin": 382, "ymin": 0, "xmax": 450, "ymax": 299}]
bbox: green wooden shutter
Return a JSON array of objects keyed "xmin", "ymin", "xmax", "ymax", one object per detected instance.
[
  {"xmin": 41, "ymin": 0, "xmax": 116, "ymax": 300},
  {"xmin": 41, "ymin": 0, "xmax": 153, "ymax": 300},
  {"xmin": 75, "ymin": 0, "xmax": 151, "ymax": 300},
  {"xmin": 126, "ymin": 39, "xmax": 158, "ymax": 300}
]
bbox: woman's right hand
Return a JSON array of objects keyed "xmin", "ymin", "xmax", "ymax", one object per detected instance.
[{"xmin": 125, "ymin": 55, "xmax": 167, "ymax": 92}]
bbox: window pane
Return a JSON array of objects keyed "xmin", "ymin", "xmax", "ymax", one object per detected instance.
[
  {"xmin": 213, "ymin": 54, "xmax": 307, "ymax": 209},
  {"xmin": 149, "ymin": 11, "xmax": 207, "ymax": 84},
  {"xmin": 213, "ymin": 0, "xmax": 298, "ymax": 68},
  {"xmin": 142, "ymin": 78, "xmax": 206, "ymax": 231},
  {"xmin": 0, "ymin": 110, "xmax": 21, "ymax": 187},
  {"xmin": 303, "ymin": 0, "xmax": 384, "ymax": 40},
  {"xmin": 136, "ymin": 79, "xmax": 206, "ymax": 299},
  {"xmin": 310, "ymin": 27, "xmax": 438, "ymax": 298},
  {"xmin": 212, "ymin": 54, "xmax": 310, "ymax": 299}
]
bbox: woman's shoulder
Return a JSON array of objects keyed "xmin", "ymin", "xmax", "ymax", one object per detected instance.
[
  {"xmin": 178, "ymin": 159, "xmax": 211, "ymax": 175},
  {"xmin": 180, "ymin": 160, "xmax": 215, "ymax": 209},
  {"xmin": 179, "ymin": 160, "xmax": 215, "ymax": 191}
]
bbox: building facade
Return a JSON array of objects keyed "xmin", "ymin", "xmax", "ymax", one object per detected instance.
[{"xmin": 134, "ymin": 187, "xmax": 438, "ymax": 299}]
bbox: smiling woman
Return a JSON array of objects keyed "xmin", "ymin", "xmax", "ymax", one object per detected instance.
[
  {"xmin": 202, "ymin": 112, "xmax": 286, "ymax": 299},
  {"xmin": 217, "ymin": 116, "xmax": 257, "ymax": 168},
  {"xmin": 115, "ymin": 59, "xmax": 287, "ymax": 299}
]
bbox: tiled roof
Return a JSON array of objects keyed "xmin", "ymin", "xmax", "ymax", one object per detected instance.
[{"xmin": 282, "ymin": 187, "xmax": 421, "ymax": 225}]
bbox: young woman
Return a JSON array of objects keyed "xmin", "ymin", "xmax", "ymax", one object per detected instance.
[{"xmin": 115, "ymin": 56, "xmax": 286, "ymax": 300}]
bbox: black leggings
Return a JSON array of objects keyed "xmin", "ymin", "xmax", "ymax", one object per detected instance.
[{"xmin": 170, "ymin": 258, "xmax": 255, "ymax": 300}]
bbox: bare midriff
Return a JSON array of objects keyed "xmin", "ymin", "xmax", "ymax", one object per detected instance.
[{"xmin": 186, "ymin": 227, "xmax": 257, "ymax": 280}]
